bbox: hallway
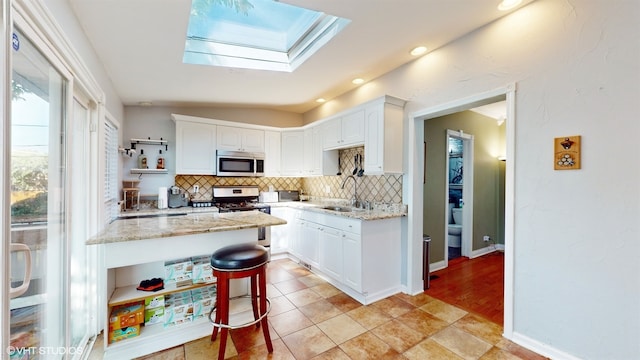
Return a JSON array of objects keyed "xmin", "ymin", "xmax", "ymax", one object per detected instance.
[{"xmin": 426, "ymin": 251, "xmax": 505, "ymax": 325}]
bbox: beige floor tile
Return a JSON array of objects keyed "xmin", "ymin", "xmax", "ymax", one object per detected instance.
[
  {"xmin": 276, "ymin": 260, "xmax": 302, "ymax": 271},
  {"xmin": 183, "ymin": 335, "xmax": 237, "ymax": 360},
  {"xmin": 273, "ymin": 279, "xmax": 307, "ymax": 295},
  {"xmin": 288, "ymin": 266, "xmax": 313, "ymax": 278},
  {"xmin": 267, "ymin": 283, "xmax": 284, "ymax": 298},
  {"xmin": 396, "ymin": 308, "xmax": 449, "ymax": 337},
  {"xmin": 267, "ymin": 267, "xmax": 297, "ymax": 283},
  {"xmin": 347, "ymin": 305, "xmax": 393, "ymax": 330},
  {"xmin": 403, "ymin": 338, "xmax": 463, "ymax": 360},
  {"xmin": 420, "ymin": 298, "xmax": 468, "ymax": 323},
  {"xmin": 431, "ymin": 326, "xmax": 493, "ymax": 360},
  {"xmin": 298, "ymin": 298, "xmax": 343, "ymax": 323},
  {"xmin": 269, "ymin": 294, "xmax": 297, "ymax": 316},
  {"xmin": 394, "ymin": 292, "xmax": 436, "ymax": 307},
  {"xmin": 310, "ymin": 346, "xmax": 351, "ymax": 360},
  {"xmin": 229, "ymin": 322, "xmax": 277, "ymax": 353},
  {"xmin": 285, "ymin": 288, "xmax": 322, "ymax": 307},
  {"xmin": 134, "ymin": 345, "xmax": 185, "ymax": 360},
  {"xmin": 227, "ymin": 338, "xmax": 295, "ymax": 360},
  {"xmin": 480, "ymin": 347, "xmax": 523, "ymax": 360},
  {"xmin": 325, "ymin": 293, "xmax": 362, "ymax": 313},
  {"xmin": 311, "ymin": 283, "xmax": 342, "ymax": 298},
  {"xmin": 268, "ymin": 308, "xmax": 314, "ymax": 337},
  {"xmin": 317, "ymin": 313, "xmax": 367, "ymax": 344},
  {"xmin": 273, "ymin": 278, "xmax": 308, "ymax": 295},
  {"xmin": 339, "ymin": 332, "xmax": 400, "ymax": 359},
  {"xmin": 371, "ymin": 319, "xmax": 426, "ymax": 353},
  {"xmin": 494, "ymin": 339, "xmax": 549, "ymax": 360},
  {"xmin": 370, "ymin": 295, "xmax": 416, "ymax": 318},
  {"xmin": 281, "ymin": 326, "xmax": 336, "ymax": 359},
  {"xmin": 297, "ymin": 273, "xmax": 326, "ymax": 287},
  {"xmin": 455, "ymin": 314, "xmax": 504, "ymax": 345}
]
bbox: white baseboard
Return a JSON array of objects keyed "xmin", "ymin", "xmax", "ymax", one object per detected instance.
[
  {"xmin": 429, "ymin": 260, "xmax": 446, "ymax": 273},
  {"xmin": 509, "ymin": 332, "xmax": 582, "ymax": 360},
  {"xmin": 470, "ymin": 245, "xmax": 498, "ymax": 258}
]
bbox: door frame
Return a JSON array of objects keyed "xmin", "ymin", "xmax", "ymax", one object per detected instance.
[
  {"xmin": 406, "ymin": 84, "xmax": 516, "ymax": 336},
  {"xmin": 444, "ymin": 129, "xmax": 474, "ymax": 263}
]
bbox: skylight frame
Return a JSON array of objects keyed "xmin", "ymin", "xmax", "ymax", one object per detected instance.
[{"xmin": 183, "ymin": 0, "xmax": 351, "ymax": 72}]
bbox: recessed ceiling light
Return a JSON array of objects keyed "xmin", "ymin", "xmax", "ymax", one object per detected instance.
[
  {"xmin": 497, "ymin": 0, "xmax": 522, "ymax": 11},
  {"xmin": 138, "ymin": 101, "xmax": 153, "ymax": 106},
  {"xmin": 410, "ymin": 46, "xmax": 427, "ymax": 56},
  {"xmin": 352, "ymin": 78, "xmax": 364, "ymax": 85},
  {"xmin": 316, "ymin": 98, "xmax": 326, "ymax": 103}
]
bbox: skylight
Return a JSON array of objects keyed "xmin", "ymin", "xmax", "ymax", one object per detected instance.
[{"xmin": 184, "ymin": 0, "xmax": 351, "ymax": 72}]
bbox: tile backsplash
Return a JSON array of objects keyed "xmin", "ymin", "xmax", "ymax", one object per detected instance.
[{"xmin": 175, "ymin": 146, "xmax": 403, "ymax": 204}]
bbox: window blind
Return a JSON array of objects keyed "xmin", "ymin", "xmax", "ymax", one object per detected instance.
[{"xmin": 104, "ymin": 118, "xmax": 118, "ymax": 223}]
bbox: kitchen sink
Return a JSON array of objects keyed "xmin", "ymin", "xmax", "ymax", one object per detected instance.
[{"xmin": 321, "ymin": 206, "xmax": 353, "ymax": 212}]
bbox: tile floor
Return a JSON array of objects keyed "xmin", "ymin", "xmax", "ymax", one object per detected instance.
[{"xmin": 89, "ymin": 258, "xmax": 546, "ymax": 360}]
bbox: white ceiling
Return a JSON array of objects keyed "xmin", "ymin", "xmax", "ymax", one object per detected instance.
[{"xmin": 68, "ymin": 0, "xmax": 533, "ymax": 113}]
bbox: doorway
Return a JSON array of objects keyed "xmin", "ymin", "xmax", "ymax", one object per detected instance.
[{"xmin": 408, "ymin": 86, "xmax": 515, "ymax": 333}]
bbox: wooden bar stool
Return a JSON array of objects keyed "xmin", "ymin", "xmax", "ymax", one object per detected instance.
[{"xmin": 208, "ymin": 243, "xmax": 272, "ymax": 360}]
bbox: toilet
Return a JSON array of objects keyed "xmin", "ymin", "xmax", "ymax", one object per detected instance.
[{"xmin": 448, "ymin": 207, "xmax": 463, "ymax": 248}]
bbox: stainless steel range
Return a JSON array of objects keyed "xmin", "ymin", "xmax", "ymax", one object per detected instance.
[{"xmin": 213, "ymin": 185, "xmax": 271, "ymax": 250}]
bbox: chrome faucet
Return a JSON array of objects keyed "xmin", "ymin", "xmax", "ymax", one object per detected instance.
[{"xmin": 341, "ymin": 175, "xmax": 358, "ymax": 207}]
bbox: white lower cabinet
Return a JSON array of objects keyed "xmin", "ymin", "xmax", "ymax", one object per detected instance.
[
  {"xmin": 300, "ymin": 220, "xmax": 320, "ymax": 268},
  {"xmin": 292, "ymin": 210, "xmax": 401, "ymax": 304},
  {"xmin": 319, "ymin": 226, "xmax": 343, "ymax": 282},
  {"xmin": 341, "ymin": 231, "xmax": 362, "ymax": 291},
  {"xmin": 269, "ymin": 207, "xmax": 291, "ymax": 254}
]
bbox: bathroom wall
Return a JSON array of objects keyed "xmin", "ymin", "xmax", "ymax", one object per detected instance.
[
  {"xmin": 424, "ymin": 110, "xmax": 505, "ymax": 263},
  {"xmin": 176, "ymin": 146, "xmax": 403, "ymax": 204}
]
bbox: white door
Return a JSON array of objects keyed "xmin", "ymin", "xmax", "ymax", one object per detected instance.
[{"xmin": 8, "ymin": 27, "xmax": 68, "ymax": 356}]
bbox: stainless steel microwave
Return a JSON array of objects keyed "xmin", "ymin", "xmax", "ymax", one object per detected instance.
[{"xmin": 216, "ymin": 150, "xmax": 265, "ymax": 177}]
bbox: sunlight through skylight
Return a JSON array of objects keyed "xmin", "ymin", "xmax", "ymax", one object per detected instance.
[{"xmin": 184, "ymin": 0, "xmax": 350, "ymax": 72}]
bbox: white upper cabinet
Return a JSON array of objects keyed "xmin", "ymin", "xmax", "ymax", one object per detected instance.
[
  {"xmin": 217, "ymin": 125, "xmax": 265, "ymax": 153},
  {"xmin": 281, "ymin": 130, "xmax": 305, "ymax": 176},
  {"xmin": 364, "ymin": 97, "xmax": 405, "ymax": 175},
  {"xmin": 322, "ymin": 109, "xmax": 365, "ymax": 150},
  {"xmin": 303, "ymin": 126, "xmax": 322, "ymax": 176},
  {"xmin": 264, "ymin": 130, "xmax": 282, "ymax": 177},
  {"xmin": 175, "ymin": 120, "xmax": 217, "ymax": 175}
]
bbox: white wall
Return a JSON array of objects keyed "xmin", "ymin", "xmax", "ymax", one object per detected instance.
[
  {"xmin": 43, "ymin": 0, "xmax": 124, "ymax": 121},
  {"xmin": 309, "ymin": 0, "xmax": 640, "ymax": 359}
]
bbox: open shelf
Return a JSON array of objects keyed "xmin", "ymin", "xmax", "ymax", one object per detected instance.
[
  {"xmin": 104, "ymin": 296, "xmax": 256, "ymax": 359},
  {"xmin": 130, "ymin": 168, "xmax": 168, "ymax": 174},
  {"xmin": 109, "ymin": 281, "xmax": 216, "ymax": 307},
  {"xmin": 130, "ymin": 138, "xmax": 168, "ymax": 151}
]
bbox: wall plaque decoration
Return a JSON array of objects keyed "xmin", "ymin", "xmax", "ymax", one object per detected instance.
[{"xmin": 554, "ymin": 135, "xmax": 581, "ymax": 170}]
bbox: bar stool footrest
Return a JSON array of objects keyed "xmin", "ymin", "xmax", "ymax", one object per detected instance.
[{"xmin": 207, "ymin": 295, "xmax": 271, "ymax": 330}]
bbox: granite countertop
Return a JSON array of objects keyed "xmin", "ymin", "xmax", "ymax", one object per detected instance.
[
  {"xmin": 87, "ymin": 211, "xmax": 286, "ymax": 245},
  {"xmin": 269, "ymin": 201, "xmax": 407, "ymax": 220}
]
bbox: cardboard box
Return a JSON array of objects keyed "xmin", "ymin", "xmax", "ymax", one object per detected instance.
[
  {"xmin": 144, "ymin": 295, "xmax": 164, "ymax": 309},
  {"xmin": 191, "ymin": 255, "xmax": 216, "ymax": 284},
  {"xmin": 192, "ymin": 293, "xmax": 215, "ymax": 319},
  {"xmin": 164, "ymin": 258, "xmax": 193, "ymax": 288},
  {"xmin": 108, "ymin": 324, "xmax": 140, "ymax": 343},
  {"xmin": 144, "ymin": 306, "xmax": 164, "ymax": 326},
  {"xmin": 109, "ymin": 302, "xmax": 144, "ymax": 331},
  {"xmin": 164, "ymin": 297, "xmax": 193, "ymax": 327}
]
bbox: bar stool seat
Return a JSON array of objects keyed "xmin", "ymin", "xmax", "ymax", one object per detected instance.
[{"xmin": 209, "ymin": 243, "xmax": 272, "ymax": 360}]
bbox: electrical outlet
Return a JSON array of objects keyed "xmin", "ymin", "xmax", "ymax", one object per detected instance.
[
  {"xmin": 325, "ymin": 185, "xmax": 331, "ymax": 194},
  {"xmin": 193, "ymin": 185, "xmax": 199, "ymax": 194},
  {"xmin": 483, "ymin": 235, "xmax": 491, "ymax": 242}
]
